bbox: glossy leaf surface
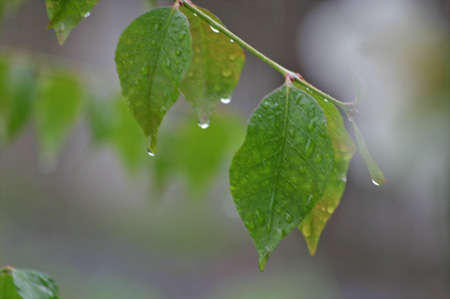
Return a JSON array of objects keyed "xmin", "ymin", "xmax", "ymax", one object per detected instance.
[
  {"xmin": 35, "ymin": 70, "xmax": 83, "ymax": 158},
  {"xmin": 0, "ymin": 267, "xmax": 58, "ymax": 299},
  {"xmin": 179, "ymin": 6, "xmax": 245, "ymax": 126},
  {"xmin": 45, "ymin": 0, "xmax": 99, "ymax": 45},
  {"xmin": 229, "ymin": 84, "xmax": 334, "ymax": 270},
  {"xmin": 115, "ymin": 7, "xmax": 192, "ymax": 155},
  {"xmin": 295, "ymin": 83, "xmax": 355, "ymax": 255}
]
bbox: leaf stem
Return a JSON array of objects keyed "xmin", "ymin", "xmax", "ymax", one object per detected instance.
[{"xmin": 178, "ymin": 0, "xmax": 353, "ymax": 113}]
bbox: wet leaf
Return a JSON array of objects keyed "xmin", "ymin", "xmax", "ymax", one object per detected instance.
[
  {"xmin": 295, "ymin": 83, "xmax": 355, "ymax": 256},
  {"xmin": 229, "ymin": 84, "xmax": 334, "ymax": 270},
  {"xmin": 115, "ymin": 7, "xmax": 192, "ymax": 155},
  {"xmin": 350, "ymin": 115, "xmax": 386, "ymax": 186},
  {"xmin": 179, "ymin": 6, "xmax": 245, "ymax": 126},
  {"xmin": 45, "ymin": 0, "xmax": 99, "ymax": 45},
  {"xmin": 35, "ymin": 70, "xmax": 84, "ymax": 159},
  {"xmin": 0, "ymin": 266, "xmax": 59, "ymax": 299}
]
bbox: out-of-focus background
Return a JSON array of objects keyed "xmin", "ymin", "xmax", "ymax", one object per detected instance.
[{"xmin": 1, "ymin": 0, "xmax": 449, "ymax": 298}]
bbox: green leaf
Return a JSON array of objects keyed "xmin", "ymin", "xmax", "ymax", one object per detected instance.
[
  {"xmin": 111, "ymin": 98, "xmax": 147, "ymax": 173},
  {"xmin": 35, "ymin": 70, "xmax": 84, "ymax": 159},
  {"xmin": 3, "ymin": 58, "xmax": 35, "ymax": 143},
  {"xmin": 294, "ymin": 83, "xmax": 355, "ymax": 256},
  {"xmin": 179, "ymin": 6, "xmax": 245, "ymax": 126},
  {"xmin": 45, "ymin": 0, "xmax": 99, "ymax": 45},
  {"xmin": 229, "ymin": 84, "xmax": 334, "ymax": 271},
  {"xmin": 350, "ymin": 115, "xmax": 386, "ymax": 186},
  {"xmin": 87, "ymin": 95, "xmax": 117, "ymax": 144},
  {"xmin": 115, "ymin": 7, "xmax": 193, "ymax": 155},
  {"xmin": 0, "ymin": 266, "xmax": 59, "ymax": 299}
]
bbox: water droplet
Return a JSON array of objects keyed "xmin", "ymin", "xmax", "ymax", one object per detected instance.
[
  {"xmin": 210, "ymin": 25, "xmax": 220, "ymax": 33},
  {"xmin": 178, "ymin": 32, "xmax": 186, "ymax": 41},
  {"xmin": 307, "ymin": 120, "xmax": 315, "ymax": 131},
  {"xmin": 194, "ymin": 46, "xmax": 201, "ymax": 54},
  {"xmin": 175, "ymin": 49, "xmax": 182, "ymax": 56},
  {"xmin": 372, "ymin": 179, "xmax": 380, "ymax": 186},
  {"xmin": 327, "ymin": 206, "xmax": 335, "ymax": 214},
  {"xmin": 147, "ymin": 148, "xmax": 155, "ymax": 156},
  {"xmin": 140, "ymin": 63, "xmax": 149, "ymax": 76},
  {"xmin": 299, "ymin": 165, "xmax": 307, "ymax": 174},
  {"xmin": 165, "ymin": 59, "xmax": 171, "ymax": 68},
  {"xmin": 306, "ymin": 194, "xmax": 313, "ymax": 205},
  {"xmin": 259, "ymin": 253, "xmax": 270, "ymax": 271},
  {"xmin": 289, "ymin": 129, "xmax": 295, "ymax": 137},
  {"xmin": 193, "ymin": 13, "xmax": 197, "ymax": 16},
  {"xmin": 154, "ymin": 23, "xmax": 162, "ymax": 31},
  {"xmin": 263, "ymin": 102, "xmax": 269, "ymax": 109},
  {"xmin": 188, "ymin": 71, "xmax": 194, "ymax": 78},
  {"xmin": 315, "ymin": 154, "xmax": 323, "ymax": 163},
  {"xmin": 221, "ymin": 69, "xmax": 232, "ymax": 78},
  {"xmin": 230, "ymin": 39, "xmax": 234, "ymax": 43},
  {"xmin": 285, "ymin": 213, "xmax": 293, "ymax": 223},
  {"xmin": 220, "ymin": 98, "xmax": 231, "ymax": 104},
  {"xmin": 324, "ymin": 98, "xmax": 328, "ymax": 102},
  {"xmin": 151, "ymin": 40, "xmax": 157, "ymax": 47},
  {"xmin": 228, "ymin": 54, "xmax": 237, "ymax": 61},
  {"xmin": 302, "ymin": 223, "xmax": 311, "ymax": 237},
  {"xmin": 255, "ymin": 209, "xmax": 264, "ymax": 225},
  {"xmin": 198, "ymin": 119, "xmax": 210, "ymax": 129},
  {"xmin": 83, "ymin": 12, "xmax": 91, "ymax": 18},
  {"xmin": 304, "ymin": 139, "xmax": 315, "ymax": 157}
]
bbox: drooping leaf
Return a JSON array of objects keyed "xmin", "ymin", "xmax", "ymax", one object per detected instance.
[
  {"xmin": 3, "ymin": 57, "xmax": 35, "ymax": 143},
  {"xmin": 179, "ymin": 6, "xmax": 245, "ymax": 127},
  {"xmin": 115, "ymin": 7, "xmax": 192, "ymax": 155},
  {"xmin": 350, "ymin": 115, "xmax": 386, "ymax": 186},
  {"xmin": 35, "ymin": 70, "xmax": 84, "ymax": 159},
  {"xmin": 87, "ymin": 94, "xmax": 117, "ymax": 144},
  {"xmin": 229, "ymin": 84, "xmax": 334, "ymax": 270},
  {"xmin": 295, "ymin": 83, "xmax": 355, "ymax": 256},
  {"xmin": 0, "ymin": 266, "xmax": 59, "ymax": 299},
  {"xmin": 45, "ymin": 0, "xmax": 99, "ymax": 45}
]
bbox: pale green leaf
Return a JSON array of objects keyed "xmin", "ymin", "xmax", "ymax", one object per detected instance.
[
  {"xmin": 294, "ymin": 83, "xmax": 355, "ymax": 256},
  {"xmin": 0, "ymin": 266, "xmax": 58, "ymax": 299},
  {"xmin": 115, "ymin": 7, "xmax": 192, "ymax": 155},
  {"xmin": 179, "ymin": 6, "xmax": 245, "ymax": 126},
  {"xmin": 350, "ymin": 115, "xmax": 386, "ymax": 186},
  {"xmin": 229, "ymin": 84, "xmax": 334, "ymax": 271},
  {"xmin": 45, "ymin": 0, "xmax": 99, "ymax": 45},
  {"xmin": 35, "ymin": 70, "xmax": 84, "ymax": 159}
]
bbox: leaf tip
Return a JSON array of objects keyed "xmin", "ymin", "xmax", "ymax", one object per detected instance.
[
  {"xmin": 258, "ymin": 252, "xmax": 270, "ymax": 272},
  {"xmin": 147, "ymin": 135, "xmax": 157, "ymax": 156}
]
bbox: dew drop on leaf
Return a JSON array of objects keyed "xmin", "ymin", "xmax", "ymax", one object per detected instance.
[
  {"xmin": 221, "ymin": 69, "xmax": 232, "ymax": 78},
  {"xmin": 220, "ymin": 98, "xmax": 231, "ymax": 104},
  {"xmin": 307, "ymin": 120, "xmax": 316, "ymax": 131},
  {"xmin": 178, "ymin": 32, "xmax": 186, "ymax": 41},
  {"xmin": 228, "ymin": 53, "xmax": 237, "ymax": 61},
  {"xmin": 198, "ymin": 118, "xmax": 210, "ymax": 129},
  {"xmin": 285, "ymin": 213, "xmax": 293, "ymax": 223},
  {"xmin": 304, "ymin": 139, "xmax": 315, "ymax": 157},
  {"xmin": 255, "ymin": 209, "xmax": 264, "ymax": 225},
  {"xmin": 372, "ymin": 179, "xmax": 381, "ymax": 186},
  {"xmin": 83, "ymin": 12, "xmax": 90, "ymax": 18},
  {"xmin": 147, "ymin": 148, "xmax": 155, "ymax": 156},
  {"xmin": 210, "ymin": 25, "xmax": 220, "ymax": 33}
]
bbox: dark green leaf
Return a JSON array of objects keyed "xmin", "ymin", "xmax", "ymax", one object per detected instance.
[
  {"xmin": 179, "ymin": 6, "xmax": 245, "ymax": 126},
  {"xmin": 45, "ymin": 0, "xmax": 99, "ymax": 45},
  {"xmin": 229, "ymin": 84, "xmax": 334, "ymax": 270},
  {"xmin": 0, "ymin": 266, "xmax": 58, "ymax": 299},
  {"xmin": 35, "ymin": 70, "xmax": 84, "ymax": 159},
  {"xmin": 350, "ymin": 115, "xmax": 386, "ymax": 186},
  {"xmin": 294, "ymin": 83, "xmax": 355, "ymax": 256},
  {"xmin": 115, "ymin": 7, "xmax": 193, "ymax": 155}
]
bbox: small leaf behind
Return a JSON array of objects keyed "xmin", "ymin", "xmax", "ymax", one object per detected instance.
[
  {"xmin": 229, "ymin": 84, "xmax": 334, "ymax": 271},
  {"xmin": 295, "ymin": 83, "xmax": 355, "ymax": 256},
  {"xmin": 35, "ymin": 70, "xmax": 84, "ymax": 159},
  {"xmin": 350, "ymin": 116, "xmax": 386, "ymax": 186},
  {"xmin": 115, "ymin": 7, "xmax": 193, "ymax": 155},
  {"xmin": 179, "ymin": 6, "xmax": 245, "ymax": 126},
  {"xmin": 45, "ymin": 0, "xmax": 99, "ymax": 45}
]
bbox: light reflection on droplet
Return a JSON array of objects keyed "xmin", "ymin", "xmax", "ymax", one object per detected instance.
[
  {"xmin": 147, "ymin": 148, "xmax": 155, "ymax": 156},
  {"xmin": 210, "ymin": 26, "xmax": 220, "ymax": 33},
  {"xmin": 220, "ymin": 98, "xmax": 231, "ymax": 104},
  {"xmin": 372, "ymin": 179, "xmax": 380, "ymax": 186},
  {"xmin": 198, "ymin": 120, "xmax": 210, "ymax": 129},
  {"xmin": 84, "ymin": 12, "xmax": 91, "ymax": 18}
]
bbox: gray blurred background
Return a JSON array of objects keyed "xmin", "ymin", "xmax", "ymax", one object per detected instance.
[{"xmin": 1, "ymin": 0, "xmax": 449, "ymax": 298}]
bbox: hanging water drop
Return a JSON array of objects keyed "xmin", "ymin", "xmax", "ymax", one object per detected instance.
[
  {"xmin": 140, "ymin": 63, "xmax": 149, "ymax": 75},
  {"xmin": 220, "ymin": 98, "xmax": 231, "ymax": 104},
  {"xmin": 307, "ymin": 120, "xmax": 315, "ymax": 131},
  {"xmin": 304, "ymin": 139, "xmax": 315, "ymax": 157},
  {"xmin": 83, "ymin": 12, "xmax": 91, "ymax": 18},
  {"xmin": 285, "ymin": 213, "xmax": 293, "ymax": 223},
  {"xmin": 147, "ymin": 148, "xmax": 155, "ymax": 156},
  {"xmin": 198, "ymin": 118, "xmax": 210, "ymax": 129},
  {"xmin": 372, "ymin": 179, "xmax": 380, "ymax": 186},
  {"xmin": 210, "ymin": 25, "xmax": 220, "ymax": 33}
]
